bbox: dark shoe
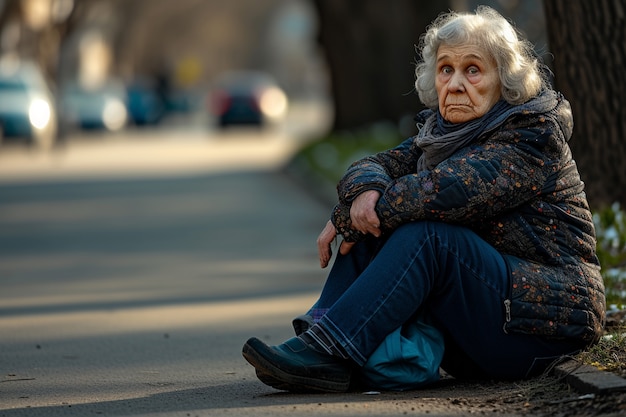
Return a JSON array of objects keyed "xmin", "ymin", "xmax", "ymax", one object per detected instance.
[
  {"xmin": 242, "ymin": 336, "xmax": 352, "ymax": 392},
  {"xmin": 254, "ymin": 369, "xmax": 300, "ymax": 392},
  {"xmin": 292, "ymin": 314, "xmax": 314, "ymax": 336}
]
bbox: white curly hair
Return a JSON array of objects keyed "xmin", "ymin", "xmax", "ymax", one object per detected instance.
[{"xmin": 415, "ymin": 6, "xmax": 545, "ymax": 110}]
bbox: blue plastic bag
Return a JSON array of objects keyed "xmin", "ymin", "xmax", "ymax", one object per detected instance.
[{"xmin": 360, "ymin": 319, "xmax": 444, "ymax": 391}]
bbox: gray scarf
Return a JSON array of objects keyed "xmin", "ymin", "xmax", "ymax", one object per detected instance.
[{"xmin": 415, "ymin": 90, "xmax": 558, "ymax": 171}]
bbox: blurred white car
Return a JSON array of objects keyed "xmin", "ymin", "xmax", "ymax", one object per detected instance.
[
  {"xmin": 209, "ymin": 71, "xmax": 288, "ymax": 128},
  {"xmin": 59, "ymin": 80, "xmax": 128, "ymax": 132},
  {"xmin": 0, "ymin": 61, "xmax": 57, "ymax": 148}
]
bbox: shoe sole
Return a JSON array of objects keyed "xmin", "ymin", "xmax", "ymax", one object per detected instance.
[
  {"xmin": 254, "ymin": 369, "xmax": 310, "ymax": 392},
  {"xmin": 242, "ymin": 340, "xmax": 350, "ymax": 393}
]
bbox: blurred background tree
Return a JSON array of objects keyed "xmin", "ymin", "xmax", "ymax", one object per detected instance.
[
  {"xmin": 544, "ymin": 0, "xmax": 626, "ymax": 210},
  {"xmin": 0, "ymin": 0, "xmax": 75, "ymax": 82},
  {"xmin": 311, "ymin": 0, "xmax": 449, "ymax": 136}
]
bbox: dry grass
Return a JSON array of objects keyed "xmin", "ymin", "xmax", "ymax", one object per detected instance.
[{"xmin": 577, "ymin": 311, "xmax": 626, "ymax": 378}]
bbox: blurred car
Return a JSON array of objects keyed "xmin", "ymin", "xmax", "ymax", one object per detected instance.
[
  {"xmin": 0, "ymin": 61, "xmax": 57, "ymax": 148},
  {"xmin": 59, "ymin": 80, "xmax": 128, "ymax": 132},
  {"xmin": 125, "ymin": 77, "xmax": 166, "ymax": 126},
  {"xmin": 209, "ymin": 71, "xmax": 288, "ymax": 128}
]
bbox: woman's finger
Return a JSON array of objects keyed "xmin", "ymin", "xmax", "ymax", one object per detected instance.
[{"xmin": 317, "ymin": 221, "xmax": 336, "ymax": 268}]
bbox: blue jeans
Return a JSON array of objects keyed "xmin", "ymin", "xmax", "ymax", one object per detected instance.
[{"xmin": 310, "ymin": 221, "xmax": 584, "ymax": 379}]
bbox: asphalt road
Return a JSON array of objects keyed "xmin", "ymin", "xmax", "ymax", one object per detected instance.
[{"xmin": 0, "ymin": 120, "xmax": 345, "ymax": 415}]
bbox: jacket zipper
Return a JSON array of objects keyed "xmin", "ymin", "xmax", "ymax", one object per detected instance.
[{"xmin": 503, "ymin": 299, "xmax": 511, "ymax": 333}]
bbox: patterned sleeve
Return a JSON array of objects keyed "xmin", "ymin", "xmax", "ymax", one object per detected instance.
[
  {"xmin": 330, "ymin": 136, "xmax": 422, "ymax": 241},
  {"xmin": 336, "ymin": 137, "xmax": 421, "ymax": 205},
  {"xmin": 375, "ymin": 122, "xmax": 559, "ymax": 234}
]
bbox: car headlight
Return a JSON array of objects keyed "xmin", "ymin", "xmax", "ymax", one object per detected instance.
[
  {"xmin": 259, "ymin": 87, "xmax": 288, "ymax": 119},
  {"xmin": 102, "ymin": 99, "xmax": 127, "ymax": 131},
  {"xmin": 29, "ymin": 98, "xmax": 51, "ymax": 130}
]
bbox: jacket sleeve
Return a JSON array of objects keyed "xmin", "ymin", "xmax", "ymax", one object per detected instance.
[
  {"xmin": 331, "ymin": 137, "xmax": 422, "ymax": 241},
  {"xmin": 336, "ymin": 137, "xmax": 421, "ymax": 205},
  {"xmin": 374, "ymin": 124, "xmax": 560, "ymax": 234}
]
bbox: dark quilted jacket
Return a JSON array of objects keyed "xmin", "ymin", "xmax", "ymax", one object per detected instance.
[{"xmin": 331, "ymin": 90, "xmax": 605, "ymax": 344}]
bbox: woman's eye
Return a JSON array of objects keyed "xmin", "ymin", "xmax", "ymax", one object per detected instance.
[
  {"xmin": 441, "ymin": 66, "xmax": 452, "ymax": 74},
  {"xmin": 468, "ymin": 67, "xmax": 479, "ymax": 75}
]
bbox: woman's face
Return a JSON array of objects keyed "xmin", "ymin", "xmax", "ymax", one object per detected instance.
[{"xmin": 435, "ymin": 44, "xmax": 502, "ymax": 123}]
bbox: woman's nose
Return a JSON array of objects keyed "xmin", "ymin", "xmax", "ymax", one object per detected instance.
[{"xmin": 448, "ymin": 72, "xmax": 466, "ymax": 92}]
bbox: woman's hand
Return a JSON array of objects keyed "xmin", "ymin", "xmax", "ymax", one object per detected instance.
[
  {"xmin": 350, "ymin": 190, "xmax": 382, "ymax": 238},
  {"xmin": 319, "ymin": 191, "xmax": 381, "ymax": 268},
  {"xmin": 317, "ymin": 220, "xmax": 360, "ymax": 268},
  {"xmin": 317, "ymin": 220, "xmax": 337, "ymax": 268}
]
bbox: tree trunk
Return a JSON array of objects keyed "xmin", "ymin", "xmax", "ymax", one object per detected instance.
[
  {"xmin": 543, "ymin": 0, "xmax": 626, "ymax": 209},
  {"xmin": 312, "ymin": 0, "xmax": 449, "ymax": 133}
]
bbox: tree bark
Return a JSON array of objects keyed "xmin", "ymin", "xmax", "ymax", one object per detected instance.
[
  {"xmin": 312, "ymin": 0, "xmax": 449, "ymax": 133},
  {"xmin": 543, "ymin": 0, "xmax": 626, "ymax": 209}
]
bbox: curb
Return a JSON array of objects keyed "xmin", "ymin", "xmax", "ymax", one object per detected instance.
[{"xmin": 553, "ymin": 360, "xmax": 626, "ymax": 394}]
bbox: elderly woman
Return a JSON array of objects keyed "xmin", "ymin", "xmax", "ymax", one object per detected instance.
[{"xmin": 242, "ymin": 6, "xmax": 605, "ymax": 392}]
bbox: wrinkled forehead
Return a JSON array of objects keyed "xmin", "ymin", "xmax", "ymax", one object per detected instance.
[{"xmin": 436, "ymin": 43, "xmax": 494, "ymax": 64}]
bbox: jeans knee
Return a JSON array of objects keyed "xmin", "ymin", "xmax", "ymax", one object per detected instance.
[{"xmin": 393, "ymin": 221, "xmax": 464, "ymax": 240}]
